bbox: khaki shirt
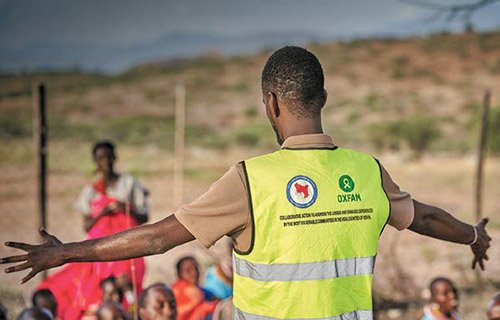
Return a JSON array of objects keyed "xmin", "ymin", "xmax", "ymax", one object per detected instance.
[{"xmin": 175, "ymin": 134, "xmax": 414, "ymax": 252}]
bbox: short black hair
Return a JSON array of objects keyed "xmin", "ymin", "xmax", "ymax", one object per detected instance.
[
  {"xmin": 430, "ymin": 277, "xmax": 458, "ymax": 298},
  {"xmin": 138, "ymin": 283, "xmax": 174, "ymax": 309},
  {"xmin": 175, "ymin": 256, "xmax": 197, "ymax": 278},
  {"xmin": 100, "ymin": 275, "xmax": 124, "ymax": 303},
  {"xmin": 31, "ymin": 289, "xmax": 57, "ymax": 318},
  {"xmin": 100, "ymin": 275, "xmax": 116, "ymax": 289},
  {"xmin": 17, "ymin": 308, "xmax": 53, "ymax": 320},
  {"xmin": 261, "ymin": 46, "xmax": 326, "ymax": 118},
  {"xmin": 92, "ymin": 140, "xmax": 115, "ymax": 159},
  {"xmin": 96, "ymin": 302, "xmax": 125, "ymax": 320}
]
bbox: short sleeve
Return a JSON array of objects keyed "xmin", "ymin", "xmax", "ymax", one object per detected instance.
[
  {"xmin": 174, "ymin": 164, "xmax": 249, "ymax": 248},
  {"xmin": 379, "ymin": 163, "xmax": 414, "ymax": 230},
  {"xmin": 131, "ymin": 179, "xmax": 149, "ymax": 216},
  {"xmin": 74, "ymin": 185, "xmax": 94, "ymax": 215}
]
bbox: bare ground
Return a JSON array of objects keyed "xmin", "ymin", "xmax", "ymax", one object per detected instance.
[{"xmin": 0, "ymin": 143, "xmax": 499, "ymax": 319}]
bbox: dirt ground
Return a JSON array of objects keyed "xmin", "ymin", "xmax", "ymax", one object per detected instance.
[{"xmin": 0, "ymin": 142, "xmax": 498, "ymax": 319}]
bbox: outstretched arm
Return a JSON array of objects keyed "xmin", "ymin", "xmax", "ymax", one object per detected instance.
[
  {"xmin": 408, "ymin": 199, "xmax": 491, "ymax": 270},
  {"xmin": 1, "ymin": 214, "xmax": 194, "ymax": 283}
]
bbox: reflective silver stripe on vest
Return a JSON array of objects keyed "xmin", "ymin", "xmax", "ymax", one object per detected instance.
[
  {"xmin": 233, "ymin": 305, "xmax": 373, "ymax": 320},
  {"xmin": 233, "ymin": 255, "xmax": 374, "ymax": 282}
]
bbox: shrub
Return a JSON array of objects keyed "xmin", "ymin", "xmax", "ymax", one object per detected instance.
[
  {"xmin": 230, "ymin": 120, "xmax": 275, "ymax": 147},
  {"xmin": 367, "ymin": 122, "xmax": 401, "ymax": 151},
  {"xmin": 367, "ymin": 116, "xmax": 441, "ymax": 158},
  {"xmin": 399, "ymin": 116, "xmax": 440, "ymax": 158},
  {"xmin": 0, "ymin": 109, "xmax": 32, "ymax": 139},
  {"xmin": 488, "ymin": 107, "xmax": 500, "ymax": 154}
]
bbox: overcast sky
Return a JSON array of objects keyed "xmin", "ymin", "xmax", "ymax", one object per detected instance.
[{"xmin": 1, "ymin": 0, "xmax": 499, "ymax": 72}]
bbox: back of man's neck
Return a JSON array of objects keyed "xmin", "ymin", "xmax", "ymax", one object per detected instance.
[{"xmin": 281, "ymin": 119, "xmax": 323, "ymax": 141}]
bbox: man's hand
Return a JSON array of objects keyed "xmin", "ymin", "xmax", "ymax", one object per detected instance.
[
  {"xmin": 410, "ymin": 200, "xmax": 493, "ymax": 271},
  {"xmin": 471, "ymin": 218, "xmax": 492, "ymax": 271},
  {"xmin": 1, "ymin": 228, "xmax": 64, "ymax": 283},
  {"xmin": 2, "ymin": 215, "xmax": 195, "ymax": 284}
]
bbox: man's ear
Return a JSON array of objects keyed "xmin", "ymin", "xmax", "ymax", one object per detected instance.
[{"xmin": 268, "ymin": 92, "xmax": 280, "ymax": 118}]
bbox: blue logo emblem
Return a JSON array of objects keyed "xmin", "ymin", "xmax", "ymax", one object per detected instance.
[{"xmin": 286, "ymin": 175, "xmax": 318, "ymax": 208}]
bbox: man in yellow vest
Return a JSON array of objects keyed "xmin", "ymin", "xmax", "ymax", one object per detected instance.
[{"xmin": 1, "ymin": 46, "xmax": 491, "ymax": 320}]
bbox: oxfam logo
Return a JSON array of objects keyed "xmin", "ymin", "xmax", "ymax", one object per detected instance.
[{"xmin": 339, "ymin": 175, "xmax": 355, "ymax": 192}]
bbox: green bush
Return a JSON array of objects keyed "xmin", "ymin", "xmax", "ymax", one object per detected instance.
[
  {"xmin": 367, "ymin": 122, "xmax": 401, "ymax": 151},
  {"xmin": 488, "ymin": 107, "xmax": 500, "ymax": 154},
  {"xmin": 400, "ymin": 116, "xmax": 440, "ymax": 158},
  {"xmin": 367, "ymin": 116, "xmax": 441, "ymax": 158},
  {"xmin": 464, "ymin": 104, "xmax": 500, "ymax": 155},
  {"xmin": 244, "ymin": 106, "xmax": 258, "ymax": 119},
  {"xmin": 365, "ymin": 93, "xmax": 380, "ymax": 110},
  {"xmin": 230, "ymin": 120, "xmax": 275, "ymax": 147},
  {"xmin": 0, "ymin": 109, "xmax": 32, "ymax": 139},
  {"xmin": 487, "ymin": 57, "xmax": 500, "ymax": 74}
]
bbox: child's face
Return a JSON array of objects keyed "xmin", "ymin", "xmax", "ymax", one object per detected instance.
[{"xmin": 431, "ymin": 281, "xmax": 457, "ymax": 314}]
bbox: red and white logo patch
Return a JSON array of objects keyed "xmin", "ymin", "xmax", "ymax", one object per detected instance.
[{"xmin": 286, "ymin": 176, "xmax": 318, "ymax": 208}]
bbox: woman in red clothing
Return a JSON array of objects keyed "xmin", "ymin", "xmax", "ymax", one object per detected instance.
[
  {"xmin": 38, "ymin": 141, "xmax": 149, "ymax": 320},
  {"xmin": 172, "ymin": 257, "xmax": 218, "ymax": 320}
]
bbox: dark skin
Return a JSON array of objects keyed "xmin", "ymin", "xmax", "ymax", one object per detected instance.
[
  {"xmin": 0, "ymin": 85, "xmax": 492, "ymax": 283},
  {"xmin": 139, "ymin": 286, "xmax": 177, "ymax": 320},
  {"xmin": 430, "ymin": 280, "xmax": 457, "ymax": 316},
  {"xmin": 84, "ymin": 147, "xmax": 148, "ymax": 232},
  {"xmin": 488, "ymin": 294, "xmax": 500, "ymax": 320},
  {"xmin": 178, "ymin": 258, "xmax": 200, "ymax": 285}
]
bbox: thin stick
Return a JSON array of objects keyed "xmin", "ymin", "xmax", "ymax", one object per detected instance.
[
  {"xmin": 474, "ymin": 89, "xmax": 491, "ymax": 286},
  {"xmin": 33, "ymin": 82, "xmax": 48, "ymax": 279},
  {"xmin": 475, "ymin": 89, "xmax": 491, "ymax": 221}
]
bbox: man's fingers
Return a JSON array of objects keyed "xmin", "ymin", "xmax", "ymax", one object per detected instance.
[
  {"xmin": 4, "ymin": 242, "xmax": 32, "ymax": 251},
  {"xmin": 479, "ymin": 217, "xmax": 489, "ymax": 227},
  {"xmin": 21, "ymin": 269, "xmax": 39, "ymax": 284},
  {"xmin": 472, "ymin": 259, "xmax": 477, "ymax": 270},
  {"xmin": 5, "ymin": 262, "xmax": 31, "ymax": 273},
  {"xmin": 485, "ymin": 254, "xmax": 489, "ymax": 261},
  {"xmin": 479, "ymin": 258, "xmax": 485, "ymax": 271},
  {"xmin": 39, "ymin": 228, "xmax": 50, "ymax": 238},
  {"xmin": 0, "ymin": 254, "xmax": 28, "ymax": 264},
  {"xmin": 39, "ymin": 228, "xmax": 56, "ymax": 243}
]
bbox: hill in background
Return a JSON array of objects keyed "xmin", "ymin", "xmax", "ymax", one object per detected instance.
[{"xmin": 1, "ymin": 31, "xmax": 500, "ymax": 164}]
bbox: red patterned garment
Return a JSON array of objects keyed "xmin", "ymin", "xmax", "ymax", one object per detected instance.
[
  {"xmin": 38, "ymin": 180, "xmax": 145, "ymax": 320},
  {"xmin": 172, "ymin": 279, "xmax": 218, "ymax": 320}
]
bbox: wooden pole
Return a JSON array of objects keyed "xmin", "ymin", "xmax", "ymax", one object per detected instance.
[
  {"xmin": 475, "ymin": 89, "xmax": 491, "ymax": 221},
  {"xmin": 474, "ymin": 89, "xmax": 491, "ymax": 286},
  {"xmin": 173, "ymin": 83, "xmax": 186, "ymax": 209},
  {"xmin": 33, "ymin": 82, "xmax": 48, "ymax": 279}
]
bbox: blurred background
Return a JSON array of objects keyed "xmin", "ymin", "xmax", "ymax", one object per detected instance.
[{"xmin": 1, "ymin": 0, "xmax": 500, "ymax": 319}]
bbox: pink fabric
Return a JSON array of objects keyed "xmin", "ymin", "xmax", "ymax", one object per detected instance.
[{"xmin": 38, "ymin": 192, "xmax": 144, "ymax": 320}]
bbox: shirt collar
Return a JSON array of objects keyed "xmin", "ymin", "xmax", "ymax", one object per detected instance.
[{"xmin": 280, "ymin": 133, "xmax": 336, "ymax": 149}]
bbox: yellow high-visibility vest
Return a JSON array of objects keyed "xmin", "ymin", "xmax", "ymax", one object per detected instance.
[{"xmin": 233, "ymin": 147, "xmax": 390, "ymax": 320}]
